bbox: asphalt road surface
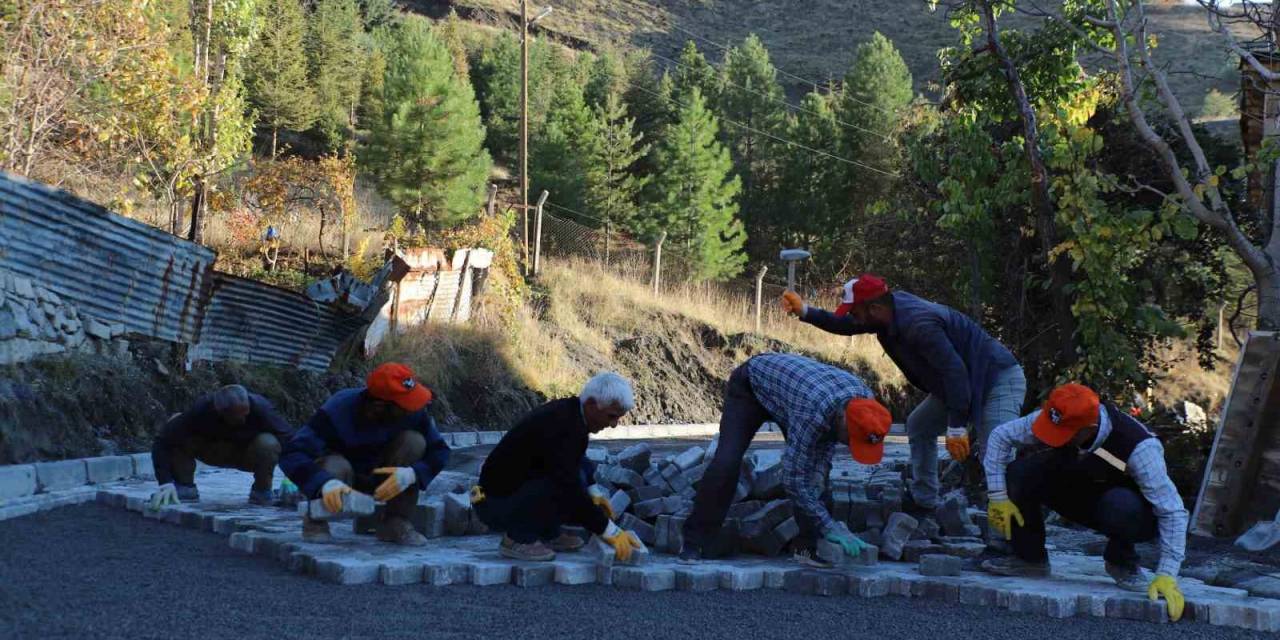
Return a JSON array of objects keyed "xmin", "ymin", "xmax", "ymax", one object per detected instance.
[{"xmin": 0, "ymin": 505, "xmax": 1269, "ymax": 640}]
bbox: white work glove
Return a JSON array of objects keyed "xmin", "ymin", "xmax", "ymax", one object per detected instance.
[
  {"xmin": 372, "ymin": 466, "xmax": 417, "ymax": 502},
  {"xmin": 321, "ymin": 479, "xmax": 353, "ymax": 513},
  {"xmin": 149, "ymin": 483, "xmax": 179, "ymax": 510}
]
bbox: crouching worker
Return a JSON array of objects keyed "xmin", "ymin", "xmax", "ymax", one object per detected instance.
[
  {"xmin": 280, "ymin": 363, "xmax": 450, "ymax": 546},
  {"xmin": 680, "ymin": 353, "xmax": 892, "ymax": 566},
  {"xmin": 473, "ymin": 372, "xmax": 644, "ymax": 562},
  {"xmin": 149, "ymin": 384, "xmax": 295, "ymax": 508},
  {"xmin": 982, "ymin": 383, "xmax": 1188, "ymax": 621}
]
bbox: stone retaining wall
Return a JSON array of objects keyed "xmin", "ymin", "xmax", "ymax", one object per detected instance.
[{"xmin": 0, "ymin": 269, "xmax": 129, "ymax": 365}]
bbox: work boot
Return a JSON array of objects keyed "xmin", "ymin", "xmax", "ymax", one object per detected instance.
[
  {"xmin": 500, "ymin": 536, "xmax": 555, "ymax": 561},
  {"xmin": 981, "ymin": 556, "xmax": 1051, "ymax": 578},
  {"xmin": 676, "ymin": 544, "xmax": 702, "ymax": 565},
  {"xmin": 302, "ymin": 516, "xmax": 332, "ymax": 543},
  {"xmin": 377, "ymin": 517, "xmax": 427, "ymax": 547},
  {"xmin": 1105, "ymin": 562, "xmax": 1153, "ymax": 593},
  {"xmin": 548, "ymin": 532, "xmax": 585, "ymax": 552},
  {"xmin": 176, "ymin": 484, "xmax": 200, "ymax": 503},
  {"xmin": 248, "ymin": 488, "xmax": 274, "ymax": 506},
  {"xmin": 792, "ymin": 549, "xmax": 832, "ymax": 569}
]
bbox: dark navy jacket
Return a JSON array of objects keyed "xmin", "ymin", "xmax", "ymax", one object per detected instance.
[
  {"xmin": 280, "ymin": 388, "xmax": 451, "ymax": 497},
  {"xmin": 152, "ymin": 392, "xmax": 295, "ymax": 486},
  {"xmin": 801, "ymin": 291, "xmax": 1017, "ymax": 427}
]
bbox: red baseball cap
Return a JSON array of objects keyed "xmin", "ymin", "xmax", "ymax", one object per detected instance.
[
  {"xmin": 845, "ymin": 398, "xmax": 891, "ymax": 464},
  {"xmin": 367, "ymin": 362, "xmax": 433, "ymax": 412},
  {"xmin": 1032, "ymin": 384, "xmax": 1100, "ymax": 447},
  {"xmin": 834, "ymin": 274, "xmax": 889, "ymax": 316}
]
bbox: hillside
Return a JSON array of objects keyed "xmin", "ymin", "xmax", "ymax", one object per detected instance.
[{"xmin": 421, "ymin": 0, "xmax": 1239, "ymax": 112}]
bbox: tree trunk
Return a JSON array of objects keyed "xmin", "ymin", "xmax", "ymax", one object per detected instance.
[
  {"xmin": 980, "ymin": 0, "xmax": 1076, "ymax": 359},
  {"xmin": 1252, "ymin": 265, "xmax": 1280, "ymax": 331},
  {"xmin": 271, "ymin": 126, "xmax": 278, "ymax": 159},
  {"xmin": 188, "ymin": 175, "xmax": 206, "ymax": 244}
]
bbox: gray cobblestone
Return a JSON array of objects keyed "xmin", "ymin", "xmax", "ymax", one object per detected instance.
[
  {"xmin": 675, "ymin": 568, "xmax": 720, "ymax": 592},
  {"xmin": 553, "ymin": 562, "xmax": 597, "ymax": 585},
  {"xmin": 512, "ymin": 564, "xmax": 555, "ymax": 587},
  {"xmin": 379, "ymin": 562, "xmax": 424, "ymax": 585},
  {"xmin": 719, "ymin": 567, "xmax": 765, "ymax": 591},
  {"xmin": 612, "ymin": 566, "xmax": 675, "ymax": 591},
  {"xmin": 315, "ymin": 558, "xmax": 380, "ymax": 585},
  {"xmin": 919, "ymin": 554, "xmax": 962, "ymax": 576},
  {"xmin": 469, "ymin": 562, "xmax": 513, "ymax": 586},
  {"xmin": 424, "ymin": 562, "xmax": 470, "ymax": 586}
]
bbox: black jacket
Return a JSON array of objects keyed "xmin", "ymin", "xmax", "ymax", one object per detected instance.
[{"xmin": 479, "ymin": 397, "xmax": 608, "ymax": 534}]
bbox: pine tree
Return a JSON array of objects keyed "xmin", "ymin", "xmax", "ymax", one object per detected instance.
[
  {"xmin": 717, "ymin": 34, "xmax": 785, "ymax": 247},
  {"xmin": 671, "ymin": 41, "xmax": 719, "ymax": 106},
  {"xmin": 584, "ymin": 49, "xmax": 626, "ymax": 110},
  {"xmin": 246, "ymin": 0, "xmax": 317, "ymax": 157},
  {"xmin": 471, "ymin": 32, "xmax": 559, "ymax": 165},
  {"xmin": 584, "ymin": 92, "xmax": 649, "ymax": 236},
  {"xmin": 836, "ymin": 32, "xmax": 912, "ymax": 201},
  {"xmin": 308, "ymin": 0, "xmax": 364, "ymax": 152},
  {"xmin": 531, "ymin": 73, "xmax": 598, "ymax": 217},
  {"xmin": 644, "ymin": 89, "xmax": 745, "ymax": 280},
  {"xmin": 777, "ymin": 90, "xmax": 845, "ymax": 257},
  {"xmin": 360, "ymin": 16, "xmax": 491, "ymax": 226}
]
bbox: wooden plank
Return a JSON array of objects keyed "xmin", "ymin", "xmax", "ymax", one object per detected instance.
[{"xmin": 1191, "ymin": 331, "xmax": 1280, "ymax": 537}]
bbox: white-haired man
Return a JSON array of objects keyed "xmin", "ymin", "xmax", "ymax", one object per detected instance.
[{"xmin": 473, "ymin": 372, "xmax": 645, "ymax": 562}]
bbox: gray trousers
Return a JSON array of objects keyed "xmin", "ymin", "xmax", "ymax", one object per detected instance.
[{"xmin": 906, "ymin": 365, "xmax": 1026, "ymax": 508}]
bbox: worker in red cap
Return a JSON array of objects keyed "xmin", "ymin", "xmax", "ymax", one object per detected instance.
[
  {"xmin": 679, "ymin": 353, "xmax": 892, "ymax": 567},
  {"xmin": 280, "ymin": 362, "xmax": 451, "ymax": 546},
  {"xmin": 782, "ymin": 274, "xmax": 1024, "ymax": 515},
  {"xmin": 982, "ymin": 383, "xmax": 1188, "ymax": 621}
]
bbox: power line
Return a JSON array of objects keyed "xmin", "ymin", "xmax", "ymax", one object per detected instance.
[
  {"xmin": 647, "ymin": 50, "xmax": 895, "ymax": 143},
  {"xmin": 629, "ymin": 83, "xmax": 900, "ymax": 178},
  {"xmin": 665, "ymin": 23, "xmax": 898, "ymax": 117}
]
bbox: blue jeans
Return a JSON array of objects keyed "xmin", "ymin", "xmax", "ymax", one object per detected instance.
[{"xmin": 906, "ymin": 365, "xmax": 1026, "ymax": 508}]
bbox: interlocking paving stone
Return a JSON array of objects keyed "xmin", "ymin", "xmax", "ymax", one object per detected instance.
[
  {"xmin": 612, "ymin": 566, "xmax": 675, "ymax": 591},
  {"xmin": 469, "ymin": 562, "xmax": 514, "ymax": 586},
  {"xmin": 553, "ymin": 562, "xmax": 597, "ymax": 585},
  {"xmin": 719, "ymin": 567, "xmax": 765, "ymax": 591},
  {"xmin": 379, "ymin": 561, "xmax": 424, "ymax": 585},
  {"xmin": 512, "ymin": 564, "xmax": 556, "ymax": 587},
  {"xmin": 675, "ymin": 567, "xmax": 721, "ymax": 592}
]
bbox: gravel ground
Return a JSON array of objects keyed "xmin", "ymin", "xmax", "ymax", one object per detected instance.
[{"xmin": 0, "ymin": 505, "xmax": 1271, "ymax": 640}]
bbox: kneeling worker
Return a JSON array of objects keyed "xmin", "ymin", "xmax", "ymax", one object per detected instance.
[
  {"xmin": 473, "ymin": 372, "xmax": 644, "ymax": 562},
  {"xmin": 982, "ymin": 383, "xmax": 1188, "ymax": 621},
  {"xmin": 680, "ymin": 353, "xmax": 892, "ymax": 565},
  {"xmin": 149, "ymin": 384, "xmax": 295, "ymax": 508},
  {"xmin": 280, "ymin": 363, "xmax": 451, "ymax": 546}
]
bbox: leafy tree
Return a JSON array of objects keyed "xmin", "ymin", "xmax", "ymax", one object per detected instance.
[
  {"xmin": 307, "ymin": 0, "xmax": 364, "ymax": 152},
  {"xmin": 717, "ymin": 34, "xmax": 785, "ymax": 250},
  {"xmin": 361, "ymin": 16, "xmax": 491, "ymax": 226},
  {"xmin": 584, "ymin": 92, "xmax": 650, "ymax": 237},
  {"xmin": 247, "ymin": 0, "xmax": 315, "ymax": 157},
  {"xmin": 643, "ymin": 89, "xmax": 745, "ymax": 280}
]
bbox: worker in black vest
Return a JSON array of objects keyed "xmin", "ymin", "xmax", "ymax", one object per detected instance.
[{"xmin": 981, "ymin": 384, "xmax": 1188, "ymax": 621}]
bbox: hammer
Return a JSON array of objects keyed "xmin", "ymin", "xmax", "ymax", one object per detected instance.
[{"xmin": 779, "ymin": 249, "xmax": 811, "ymax": 292}]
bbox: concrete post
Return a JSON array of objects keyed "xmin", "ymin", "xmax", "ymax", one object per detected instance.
[
  {"xmin": 755, "ymin": 266, "xmax": 768, "ymax": 334},
  {"xmin": 533, "ymin": 190, "xmax": 548, "ymax": 275},
  {"xmin": 652, "ymin": 231, "xmax": 667, "ymax": 296}
]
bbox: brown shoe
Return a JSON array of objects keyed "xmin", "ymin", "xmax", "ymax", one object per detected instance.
[
  {"xmin": 376, "ymin": 516, "xmax": 427, "ymax": 547},
  {"xmin": 302, "ymin": 516, "xmax": 332, "ymax": 543},
  {"xmin": 500, "ymin": 535, "xmax": 556, "ymax": 561},
  {"xmin": 549, "ymin": 532, "xmax": 585, "ymax": 552}
]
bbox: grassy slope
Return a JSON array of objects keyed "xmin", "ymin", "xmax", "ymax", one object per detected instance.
[{"xmin": 439, "ymin": 0, "xmax": 1239, "ymax": 113}]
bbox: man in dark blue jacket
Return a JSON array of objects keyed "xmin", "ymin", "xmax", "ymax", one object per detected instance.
[
  {"xmin": 782, "ymin": 274, "xmax": 1025, "ymax": 512},
  {"xmin": 280, "ymin": 363, "xmax": 450, "ymax": 546}
]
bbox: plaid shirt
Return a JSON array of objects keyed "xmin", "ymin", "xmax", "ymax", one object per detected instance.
[
  {"xmin": 746, "ymin": 354, "xmax": 874, "ymax": 535},
  {"xmin": 984, "ymin": 409, "xmax": 1188, "ymax": 576}
]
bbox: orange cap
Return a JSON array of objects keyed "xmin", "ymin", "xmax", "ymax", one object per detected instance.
[
  {"xmin": 1032, "ymin": 383, "xmax": 1100, "ymax": 447},
  {"xmin": 367, "ymin": 362, "xmax": 433, "ymax": 412},
  {"xmin": 845, "ymin": 398, "xmax": 891, "ymax": 464}
]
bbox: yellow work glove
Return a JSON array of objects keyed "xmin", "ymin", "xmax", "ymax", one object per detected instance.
[
  {"xmin": 945, "ymin": 427, "xmax": 970, "ymax": 462},
  {"xmin": 602, "ymin": 522, "xmax": 643, "ymax": 563},
  {"xmin": 1149, "ymin": 575, "xmax": 1185, "ymax": 622},
  {"xmin": 987, "ymin": 498, "xmax": 1025, "ymax": 540},
  {"xmin": 780, "ymin": 291, "xmax": 805, "ymax": 316},
  {"xmin": 588, "ymin": 486, "xmax": 615, "ymax": 519},
  {"xmin": 321, "ymin": 479, "xmax": 352, "ymax": 514},
  {"xmin": 372, "ymin": 466, "xmax": 416, "ymax": 502}
]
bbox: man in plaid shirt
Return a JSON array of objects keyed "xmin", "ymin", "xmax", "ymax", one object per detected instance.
[
  {"xmin": 679, "ymin": 353, "xmax": 892, "ymax": 565},
  {"xmin": 982, "ymin": 384, "xmax": 1189, "ymax": 622}
]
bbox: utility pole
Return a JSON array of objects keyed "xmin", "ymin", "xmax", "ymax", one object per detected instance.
[{"xmin": 520, "ymin": 0, "xmax": 529, "ymax": 275}]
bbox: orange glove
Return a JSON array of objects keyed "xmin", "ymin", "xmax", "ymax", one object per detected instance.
[
  {"xmin": 781, "ymin": 291, "xmax": 805, "ymax": 316},
  {"xmin": 945, "ymin": 427, "xmax": 970, "ymax": 462},
  {"xmin": 372, "ymin": 466, "xmax": 416, "ymax": 501},
  {"xmin": 321, "ymin": 479, "xmax": 352, "ymax": 514},
  {"xmin": 602, "ymin": 522, "xmax": 643, "ymax": 563}
]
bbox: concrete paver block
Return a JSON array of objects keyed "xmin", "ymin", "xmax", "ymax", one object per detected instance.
[
  {"xmin": 627, "ymin": 485, "xmax": 663, "ymax": 503},
  {"xmin": 603, "ymin": 466, "xmax": 645, "ymax": 489},
  {"xmin": 379, "ymin": 562, "xmax": 424, "ymax": 585},
  {"xmin": 608, "ymin": 489, "xmax": 631, "ymax": 516},
  {"xmin": 676, "ymin": 568, "xmax": 720, "ymax": 592},
  {"xmin": 129, "ymin": 453, "xmax": 155, "ymax": 480},
  {"xmin": 85, "ymin": 456, "xmax": 134, "ymax": 484},
  {"xmin": 1105, "ymin": 595, "xmax": 1168, "ymax": 624},
  {"xmin": 764, "ymin": 567, "xmax": 796, "ymax": 589},
  {"xmin": 616, "ymin": 444, "xmax": 652, "ymax": 473},
  {"xmin": 816, "ymin": 539, "xmax": 846, "ymax": 567},
  {"xmin": 672, "ymin": 446, "xmax": 705, "ymax": 471},
  {"xmin": 612, "ymin": 567, "xmax": 675, "ymax": 591},
  {"xmin": 513, "ymin": 564, "xmax": 556, "ymax": 587},
  {"xmin": 936, "ymin": 493, "xmax": 973, "ymax": 537},
  {"xmin": 941, "ymin": 542, "xmax": 986, "ymax": 558},
  {"xmin": 881, "ymin": 512, "xmax": 919, "ymax": 560},
  {"xmin": 620, "ymin": 513, "xmax": 655, "ymax": 545},
  {"xmin": 902, "ymin": 540, "xmax": 941, "ymax": 563},
  {"xmin": 424, "ymin": 562, "xmax": 470, "ymax": 586},
  {"xmin": 469, "ymin": 562, "xmax": 514, "ymax": 586},
  {"xmin": 960, "ymin": 584, "xmax": 1000, "ymax": 606},
  {"xmin": 451, "ymin": 432, "xmax": 479, "ymax": 447},
  {"xmin": 849, "ymin": 574, "xmax": 893, "ymax": 598},
  {"xmin": 586, "ymin": 447, "xmax": 608, "ymax": 463},
  {"xmin": 719, "ymin": 567, "xmax": 765, "ymax": 591},
  {"xmin": 316, "ymin": 558, "xmax": 380, "ymax": 585},
  {"xmin": 633, "ymin": 498, "xmax": 666, "ymax": 518},
  {"xmin": 299, "ymin": 491, "xmax": 375, "ymax": 521},
  {"xmin": 919, "ymin": 554, "xmax": 962, "ymax": 576},
  {"xmin": 553, "ymin": 562, "xmax": 597, "ymax": 585},
  {"xmin": 443, "ymin": 492, "xmax": 471, "ymax": 535},
  {"xmin": 35, "ymin": 459, "xmax": 87, "ymax": 492},
  {"xmin": 0, "ymin": 464, "xmax": 37, "ymax": 501},
  {"xmin": 412, "ymin": 499, "xmax": 445, "ymax": 537}
]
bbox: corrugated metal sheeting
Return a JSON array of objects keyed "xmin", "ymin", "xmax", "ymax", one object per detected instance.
[
  {"xmin": 190, "ymin": 273, "xmax": 367, "ymax": 371},
  {"xmin": 0, "ymin": 172, "xmax": 216, "ymax": 343}
]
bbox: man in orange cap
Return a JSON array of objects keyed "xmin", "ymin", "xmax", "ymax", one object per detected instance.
[
  {"xmin": 679, "ymin": 353, "xmax": 892, "ymax": 566},
  {"xmin": 782, "ymin": 274, "xmax": 1024, "ymax": 514},
  {"xmin": 280, "ymin": 362, "xmax": 451, "ymax": 546},
  {"xmin": 981, "ymin": 384, "xmax": 1188, "ymax": 621}
]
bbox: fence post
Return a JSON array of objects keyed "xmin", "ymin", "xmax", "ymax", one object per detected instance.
[
  {"xmin": 652, "ymin": 231, "xmax": 667, "ymax": 296},
  {"xmin": 486, "ymin": 183, "xmax": 498, "ymax": 217},
  {"xmin": 522, "ymin": 204, "xmax": 530, "ymax": 276},
  {"xmin": 605, "ymin": 220, "xmax": 611, "ymax": 266},
  {"xmin": 755, "ymin": 265, "xmax": 768, "ymax": 334},
  {"xmin": 533, "ymin": 190, "xmax": 548, "ymax": 275}
]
